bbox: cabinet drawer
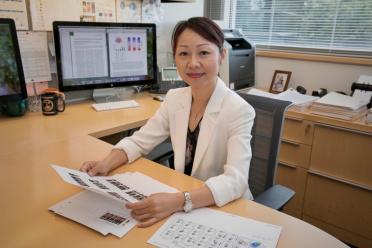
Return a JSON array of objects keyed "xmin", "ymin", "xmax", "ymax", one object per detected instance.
[
  {"xmin": 303, "ymin": 174, "xmax": 372, "ymax": 240},
  {"xmin": 279, "ymin": 140, "xmax": 311, "ymax": 169},
  {"xmin": 310, "ymin": 124, "xmax": 372, "ymax": 187},
  {"xmin": 276, "ymin": 164, "xmax": 307, "ymax": 219},
  {"xmin": 282, "ymin": 117, "xmax": 314, "ymax": 145}
]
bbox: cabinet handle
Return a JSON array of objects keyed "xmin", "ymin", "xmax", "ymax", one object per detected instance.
[
  {"xmin": 305, "ymin": 123, "xmax": 312, "ymax": 134},
  {"xmin": 278, "ymin": 161, "xmax": 297, "ymax": 169},
  {"xmin": 282, "ymin": 139, "xmax": 300, "ymax": 146},
  {"xmin": 309, "ymin": 169, "xmax": 372, "ymax": 192}
]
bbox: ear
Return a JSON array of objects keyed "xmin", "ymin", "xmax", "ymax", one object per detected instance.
[{"xmin": 219, "ymin": 48, "xmax": 227, "ymax": 64}]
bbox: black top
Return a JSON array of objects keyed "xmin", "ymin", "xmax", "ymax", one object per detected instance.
[{"xmin": 184, "ymin": 119, "xmax": 202, "ymax": 176}]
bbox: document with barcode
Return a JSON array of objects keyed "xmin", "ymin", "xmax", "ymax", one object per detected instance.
[{"xmin": 49, "ymin": 164, "xmax": 178, "ymax": 238}]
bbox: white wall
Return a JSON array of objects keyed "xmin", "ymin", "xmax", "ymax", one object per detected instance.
[
  {"xmin": 256, "ymin": 57, "xmax": 372, "ymax": 95},
  {"xmin": 157, "ymin": 0, "xmax": 204, "ymax": 68}
]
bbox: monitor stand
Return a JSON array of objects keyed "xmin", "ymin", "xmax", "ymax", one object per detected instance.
[{"xmin": 92, "ymin": 87, "xmax": 137, "ymax": 103}]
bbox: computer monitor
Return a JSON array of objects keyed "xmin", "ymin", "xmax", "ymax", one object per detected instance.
[
  {"xmin": 53, "ymin": 21, "xmax": 157, "ymax": 102},
  {"xmin": 0, "ymin": 18, "xmax": 27, "ymax": 105}
]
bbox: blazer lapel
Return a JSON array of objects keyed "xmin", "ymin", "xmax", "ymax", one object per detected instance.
[
  {"xmin": 191, "ymin": 78, "xmax": 229, "ymax": 175},
  {"xmin": 173, "ymin": 88, "xmax": 192, "ymax": 173}
]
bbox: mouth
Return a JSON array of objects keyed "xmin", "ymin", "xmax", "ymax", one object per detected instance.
[{"xmin": 186, "ymin": 72, "xmax": 205, "ymax": 79}]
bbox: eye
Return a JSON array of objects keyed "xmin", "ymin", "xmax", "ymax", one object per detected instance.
[
  {"xmin": 178, "ymin": 51, "xmax": 188, "ymax": 56},
  {"xmin": 200, "ymin": 51, "xmax": 210, "ymax": 56}
]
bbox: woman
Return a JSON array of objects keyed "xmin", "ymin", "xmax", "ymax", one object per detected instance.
[{"xmin": 81, "ymin": 17, "xmax": 255, "ymax": 227}]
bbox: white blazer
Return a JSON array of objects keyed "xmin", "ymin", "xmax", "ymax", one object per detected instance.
[{"xmin": 114, "ymin": 78, "xmax": 255, "ymax": 206}]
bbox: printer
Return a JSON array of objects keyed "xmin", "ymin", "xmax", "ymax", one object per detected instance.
[{"xmin": 219, "ymin": 29, "xmax": 255, "ymax": 91}]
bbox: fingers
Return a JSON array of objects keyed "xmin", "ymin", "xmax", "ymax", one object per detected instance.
[
  {"xmin": 80, "ymin": 161, "xmax": 94, "ymax": 173},
  {"xmin": 131, "ymin": 211, "xmax": 152, "ymax": 221},
  {"xmin": 126, "ymin": 198, "xmax": 151, "ymax": 210},
  {"xmin": 80, "ymin": 161, "xmax": 108, "ymax": 176},
  {"xmin": 136, "ymin": 217, "xmax": 158, "ymax": 228}
]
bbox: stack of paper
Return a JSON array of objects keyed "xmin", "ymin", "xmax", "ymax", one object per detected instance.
[
  {"xmin": 310, "ymin": 91, "xmax": 369, "ymax": 121},
  {"xmin": 49, "ymin": 164, "xmax": 178, "ymax": 238},
  {"xmin": 248, "ymin": 88, "xmax": 319, "ymax": 110}
]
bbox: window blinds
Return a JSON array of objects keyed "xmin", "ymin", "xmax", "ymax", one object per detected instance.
[{"xmin": 234, "ymin": 0, "xmax": 372, "ymax": 57}]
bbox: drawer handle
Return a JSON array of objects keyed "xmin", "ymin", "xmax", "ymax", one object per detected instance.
[
  {"xmin": 278, "ymin": 161, "xmax": 297, "ymax": 169},
  {"xmin": 282, "ymin": 139, "xmax": 300, "ymax": 146},
  {"xmin": 309, "ymin": 169, "xmax": 372, "ymax": 192}
]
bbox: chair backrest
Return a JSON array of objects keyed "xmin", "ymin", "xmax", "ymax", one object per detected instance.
[{"xmin": 238, "ymin": 93, "xmax": 291, "ymax": 198}]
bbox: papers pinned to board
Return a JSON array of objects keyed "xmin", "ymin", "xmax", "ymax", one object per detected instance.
[{"xmin": 49, "ymin": 164, "xmax": 178, "ymax": 238}]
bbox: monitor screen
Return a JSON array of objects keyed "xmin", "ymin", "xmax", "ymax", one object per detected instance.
[
  {"xmin": 0, "ymin": 18, "xmax": 27, "ymax": 103},
  {"xmin": 53, "ymin": 21, "xmax": 157, "ymax": 92}
]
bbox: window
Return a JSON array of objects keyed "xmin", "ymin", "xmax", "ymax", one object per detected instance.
[{"xmin": 233, "ymin": 0, "xmax": 372, "ymax": 57}]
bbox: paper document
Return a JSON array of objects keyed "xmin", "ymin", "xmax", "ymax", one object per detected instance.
[
  {"xmin": 17, "ymin": 31, "xmax": 52, "ymax": 83},
  {"xmin": 116, "ymin": 0, "xmax": 142, "ymax": 23},
  {"xmin": 29, "ymin": 0, "xmax": 80, "ymax": 31},
  {"xmin": 49, "ymin": 190, "xmax": 137, "ymax": 238},
  {"xmin": 248, "ymin": 88, "xmax": 318, "ymax": 109},
  {"xmin": 315, "ymin": 92, "xmax": 368, "ymax": 110},
  {"xmin": 0, "ymin": 0, "xmax": 28, "ymax": 30},
  {"xmin": 50, "ymin": 164, "xmax": 178, "ymax": 237},
  {"xmin": 148, "ymin": 208, "xmax": 282, "ymax": 248},
  {"xmin": 51, "ymin": 164, "xmax": 178, "ymax": 203}
]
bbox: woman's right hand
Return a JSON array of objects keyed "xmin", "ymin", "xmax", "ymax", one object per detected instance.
[{"xmin": 80, "ymin": 161, "xmax": 111, "ymax": 176}]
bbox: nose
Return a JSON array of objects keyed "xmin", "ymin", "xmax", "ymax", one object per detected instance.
[{"xmin": 187, "ymin": 54, "xmax": 200, "ymax": 68}]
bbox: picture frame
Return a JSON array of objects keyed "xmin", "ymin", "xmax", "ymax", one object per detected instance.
[{"xmin": 269, "ymin": 70, "xmax": 292, "ymax": 93}]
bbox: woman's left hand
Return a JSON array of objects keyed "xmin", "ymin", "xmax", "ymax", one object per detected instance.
[{"xmin": 126, "ymin": 192, "xmax": 184, "ymax": 227}]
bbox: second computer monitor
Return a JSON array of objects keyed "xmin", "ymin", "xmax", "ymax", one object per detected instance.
[{"xmin": 53, "ymin": 21, "xmax": 157, "ymax": 93}]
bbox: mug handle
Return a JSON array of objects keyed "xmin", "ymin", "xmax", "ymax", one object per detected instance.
[{"xmin": 57, "ymin": 95, "xmax": 65, "ymax": 112}]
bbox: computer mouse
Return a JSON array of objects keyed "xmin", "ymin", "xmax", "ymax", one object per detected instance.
[{"xmin": 153, "ymin": 95, "xmax": 164, "ymax": 102}]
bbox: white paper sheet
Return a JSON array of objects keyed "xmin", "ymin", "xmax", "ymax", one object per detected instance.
[
  {"xmin": 29, "ymin": 0, "xmax": 80, "ymax": 31},
  {"xmin": 0, "ymin": 0, "xmax": 28, "ymax": 30},
  {"xmin": 248, "ymin": 88, "xmax": 318, "ymax": 106},
  {"xmin": 148, "ymin": 208, "xmax": 282, "ymax": 248},
  {"xmin": 49, "ymin": 190, "xmax": 137, "ymax": 238},
  {"xmin": 116, "ymin": 0, "xmax": 141, "ymax": 23},
  {"xmin": 51, "ymin": 164, "xmax": 178, "ymax": 203},
  {"xmin": 17, "ymin": 31, "xmax": 51, "ymax": 83},
  {"xmin": 80, "ymin": 0, "xmax": 116, "ymax": 22},
  {"xmin": 50, "ymin": 164, "xmax": 179, "ymax": 238}
]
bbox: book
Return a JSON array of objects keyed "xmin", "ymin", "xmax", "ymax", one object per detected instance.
[{"xmin": 49, "ymin": 164, "xmax": 178, "ymax": 238}]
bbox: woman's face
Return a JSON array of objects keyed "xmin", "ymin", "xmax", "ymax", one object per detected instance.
[{"xmin": 174, "ymin": 28, "xmax": 224, "ymax": 89}]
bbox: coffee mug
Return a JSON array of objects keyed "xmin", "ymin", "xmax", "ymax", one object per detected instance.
[{"xmin": 41, "ymin": 92, "xmax": 65, "ymax": 115}]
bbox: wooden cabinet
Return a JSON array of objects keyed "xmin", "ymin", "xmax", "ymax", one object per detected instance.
[{"xmin": 276, "ymin": 109, "xmax": 372, "ymax": 248}]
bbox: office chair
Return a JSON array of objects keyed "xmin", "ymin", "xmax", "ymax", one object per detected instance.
[{"xmin": 238, "ymin": 93, "xmax": 295, "ymax": 210}]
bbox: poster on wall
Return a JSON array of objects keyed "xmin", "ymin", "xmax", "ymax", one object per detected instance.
[
  {"xmin": 80, "ymin": 0, "xmax": 116, "ymax": 22},
  {"xmin": 29, "ymin": 0, "xmax": 80, "ymax": 31},
  {"xmin": 116, "ymin": 0, "xmax": 141, "ymax": 23},
  {"xmin": 17, "ymin": 31, "xmax": 51, "ymax": 83},
  {"xmin": 0, "ymin": 0, "xmax": 28, "ymax": 30},
  {"xmin": 142, "ymin": 0, "xmax": 164, "ymax": 24}
]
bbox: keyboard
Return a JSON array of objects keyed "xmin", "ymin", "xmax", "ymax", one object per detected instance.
[
  {"xmin": 150, "ymin": 81, "xmax": 187, "ymax": 94},
  {"xmin": 92, "ymin": 100, "xmax": 139, "ymax": 111}
]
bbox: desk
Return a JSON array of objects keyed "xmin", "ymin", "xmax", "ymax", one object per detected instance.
[{"xmin": 0, "ymin": 94, "xmax": 347, "ymax": 247}]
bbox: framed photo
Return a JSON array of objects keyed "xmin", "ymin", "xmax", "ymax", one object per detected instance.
[{"xmin": 270, "ymin": 70, "xmax": 292, "ymax": 93}]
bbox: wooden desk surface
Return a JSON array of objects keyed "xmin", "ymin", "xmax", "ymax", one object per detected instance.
[{"xmin": 0, "ymin": 95, "xmax": 347, "ymax": 247}]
